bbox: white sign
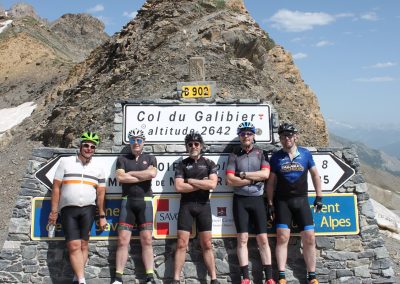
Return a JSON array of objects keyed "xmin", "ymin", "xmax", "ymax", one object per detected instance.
[
  {"xmin": 35, "ymin": 154, "xmax": 231, "ymax": 194},
  {"xmin": 123, "ymin": 104, "xmax": 272, "ymax": 144},
  {"xmin": 307, "ymin": 153, "xmax": 355, "ymax": 192},
  {"xmin": 35, "ymin": 152, "xmax": 354, "ymax": 194}
]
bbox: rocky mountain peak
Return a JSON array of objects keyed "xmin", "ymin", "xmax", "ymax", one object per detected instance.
[
  {"xmin": 8, "ymin": 3, "xmax": 42, "ymax": 22},
  {"xmin": 38, "ymin": 0, "xmax": 327, "ymax": 147}
]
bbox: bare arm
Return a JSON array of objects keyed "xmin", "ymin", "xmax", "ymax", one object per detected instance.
[
  {"xmin": 96, "ymin": 186, "xmax": 106, "ymax": 216},
  {"xmin": 226, "ymin": 173, "xmax": 252, "ymax": 187},
  {"xmin": 126, "ymin": 165, "xmax": 157, "ymax": 180},
  {"xmin": 242, "ymin": 168, "xmax": 270, "ymax": 182},
  {"xmin": 48, "ymin": 179, "xmax": 62, "ymax": 224},
  {"xmin": 310, "ymin": 166, "xmax": 323, "ymax": 197},
  {"xmin": 187, "ymin": 173, "xmax": 218, "ymax": 191},
  {"xmin": 175, "ymin": 177, "xmax": 200, "ymax": 193},
  {"xmin": 266, "ymin": 172, "xmax": 277, "ymax": 206}
]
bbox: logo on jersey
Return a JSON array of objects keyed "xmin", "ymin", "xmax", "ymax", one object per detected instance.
[
  {"xmin": 281, "ymin": 162, "xmax": 304, "ymax": 172},
  {"xmin": 143, "ymin": 161, "xmax": 148, "ymax": 165},
  {"xmin": 217, "ymin": 207, "xmax": 227, "ymax": 217}
]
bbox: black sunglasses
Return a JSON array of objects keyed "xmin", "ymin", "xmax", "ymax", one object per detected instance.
[{"xmin": 187, "ymin": 142, "xmax": 201, "ymax": 148}]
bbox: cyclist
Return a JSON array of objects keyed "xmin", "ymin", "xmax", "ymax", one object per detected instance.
[
  {"xmin": 113, "ymin": 129, "xmax": 157, "ymax": 284},
  {"xmin": 226, "ymin": 122, "xmax": 275, "ymax": 284},
  {"xmin": 48, "ymin": 131, "xmax": 107, "ymax": 284},
  {"xmin": 266, "ymin": 122, "xmax": 323, "ymax": 284},
  {"xmin": 173, "ymin": 132, "xmax": 219, "ymax": 284}
]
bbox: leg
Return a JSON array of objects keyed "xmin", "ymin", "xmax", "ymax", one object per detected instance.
[
  {"xmin": 115, "ymin": 229, "xmax": 132, "ymax": 272},
  {"xmin": 236, "ymin": 232, "xmax": 249, "ymax": 266},
  {"xmin": 199, "ymin": 231, "xmax": 217, "ymax": 279},
  {"xmin": 301, "ymin": 230, "xmax": 316, "ymax": 272},
  {"xmin": 67, "ymin": 240, "xmax": 85, "ymax": 279},
  {"xmin": 80, "ymin": 239, "xmax": 90, "ymax": 267},
  {"xmin": 275, "ymin": 228, "xmax": 290, "ymax": 271},
  {"xmin": 174, "ymin": 230, "xmax": 190, "ymax": 280},
  {"xmin": 256, "ymin": 233, "xmax": 272, "ymax": 265},
  {"xmin": 140, "ymin": 230, "xmax": 154, "ymax": 271}
]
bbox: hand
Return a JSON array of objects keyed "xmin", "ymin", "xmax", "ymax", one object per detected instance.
[
  {"xmin": 313, "ymin": 196, "xmax": 323, "ymax": 213},
  {"xmin": 99, "ymin": 217, "xmax": 108, "ymax": 231},
  {"xmin": 48, "ymin": 211, "xmax": 58, "ymax": 225},
  {"xmin": 267, "ymin": 205, "xmax": 275, "ymax": 221}
]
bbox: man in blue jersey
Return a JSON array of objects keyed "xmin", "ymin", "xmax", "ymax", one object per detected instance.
[
  {"xmin": 226, "ymin": 122, "xmax": 275, "ymax": 284},
  {"xmin": 266, "ymin": 123, "xmax": 323, "ymax": 284}
]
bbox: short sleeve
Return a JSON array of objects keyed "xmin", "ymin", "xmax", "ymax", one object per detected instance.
[
  {"xmin": 226, "ymin": 153, "xmax": 237, "ymax": 175},
  {"xmin": 175, "ymin": 161, "xmax": 185, "ymax": 178},
  {"xmin": 307, "ymin": 150, "xmax": 316, "ymax": 169},
  {"xmin": 149, "ymin": 155, "xmax": 157, "ymax": 168},
  {"xmin": 116, "ymin": 156, "xmax": 125, "ymax": 171},
  {"xmin": 53, "ymin": 158, "xmax": 66, "ymax": 181},
  {"xmin": 260, "ymin": 150, "xmax": 270, "ymax": 170},
  {"xmin": 207, "ymin": 159, "xmax": 218, "ymax": 175}
]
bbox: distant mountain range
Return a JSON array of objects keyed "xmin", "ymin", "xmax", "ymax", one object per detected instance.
[{"xmin": 327, "ymin": 118, "xmax": 400, "ymax": 159}]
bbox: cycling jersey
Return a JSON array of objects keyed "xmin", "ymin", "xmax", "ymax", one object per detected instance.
[
  {"xmin": 226, "ymin": 146, "xmax": 270, "ymax": 196},
  {"xmin": 54, "ymin": 155, "xmax": 106, "ymax": 210},
  {"xmin": 269, "ymin": 147, "xmax": 315, "ymax": 199},
  {"xmin": 116, "ymin": 153, "xmax": 157, "ymax": 199},
  {"xmin": 175, "ymin": 156, "xmax": 217, "ymax": 203}
]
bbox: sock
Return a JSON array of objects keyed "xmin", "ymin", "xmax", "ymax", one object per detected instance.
[
  {"xmin": 240, "ymin": 265, "xmax": 250, "ymax": 280},
  {"xmin": 278, "ymin": 271, "xmax": 286, "ymax": 280},
  {"xmin": 307, "ymin": 271, "xmax": 316, "ymax": 280},
  {"xmin": 263, "ymin": 265, "xmax": 273, "ymax": 280},
  {"xmin": 73, "ymin": 275, "xmax": 78, "ymax": 281},
  {"xmin": 211, "ymin": 279, "xmax": 219, "ymax": 284},
  {"xmin": 78, "ymin": 278, "xmax": 86, "ymax": 284},
  {"xmin": 115, "ymin": 270, "xmax": 124, "ymax": 281}
]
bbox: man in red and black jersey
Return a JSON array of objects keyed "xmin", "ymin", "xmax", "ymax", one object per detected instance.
[{"xmin": 172, "ymin": 132, "xmax": 219, "ymax": 284}]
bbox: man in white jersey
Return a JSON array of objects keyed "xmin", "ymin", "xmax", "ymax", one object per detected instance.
[{"xmin": 48, "ymin": 131, "xmax": 107, "ymax": 284}]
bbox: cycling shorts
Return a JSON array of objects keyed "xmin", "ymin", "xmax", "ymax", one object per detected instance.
[
  {"xmin": 275, "ymin": 196, "xmax": 314, "ymax": 231},
  {"xmin": 60, "ymin": 205, "xmax": 96, "ymax": 241},
  {"xmin": 118, "ymin": 197, "xmax": 153, "ymax": 231},
  {"xmin": 233, "ymin": 195, "xmax": 268, "ymax": 234},
  {"xmin": 177, "ymin": 202, "xmax": 212, "ymax": 232}
]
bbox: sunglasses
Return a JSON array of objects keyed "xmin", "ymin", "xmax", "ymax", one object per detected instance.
[
  {"xmin": 280, "ymin": 133, "xmax": 295, "ymax": 138},
  {"xmin": 239, "ymin": 132, "xmax": 254, "ymax": 137},
  {"xmin": 187, "ymin": 142, "xmax": 201, "ymax": 148},
  {"xmin": 129, "ymin": 138, "xmax": 143, "ymax": 144},
  {"xmin": 82, "ymin": 143, "xmax": 96, "ymax": 150}
]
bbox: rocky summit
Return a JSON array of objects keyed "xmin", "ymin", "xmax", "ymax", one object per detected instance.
[{"xmin": 38, "ymin": 0, "xmax": 328, "ymax": 148}]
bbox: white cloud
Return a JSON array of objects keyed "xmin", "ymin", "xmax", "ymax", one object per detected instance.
[
  {"xmin": 367, "ymin": 62, "xmax": 397, "ymax": 69},
  {"xmin": 360, "ymin": 12, "xmax": 378, "ymax": 21},
  {"xmin": 315, "ymin": 40, "xmax": 333, "ymax": 47},
  {"xmin": 270, "ymin": 9, "xmax": 335, "ymax": 32},
  {"xmin": 335, "ymin": 13, "xmax": 355, "ymax": 19},
  {"xmin": 293, "ymin": 52, "xmax": 308, "ymax": 60},
  {"xmin": 87, "ymin": 4, "xmax": 104, "ymax": 13},
  {"xmin": 354, "ymin": 76, "xmax": 395, "ymax": 82},
  {"xmin": 123, "ymin": 11, "xmax": 138, "ymax": 19}
]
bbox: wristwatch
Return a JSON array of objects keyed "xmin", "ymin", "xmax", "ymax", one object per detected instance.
[{"xmin": 99, "ymin": 215, "xmax": 106, "ymax": 219}]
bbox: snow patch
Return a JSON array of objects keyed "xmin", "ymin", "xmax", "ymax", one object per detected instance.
[
  {"xmin": 0, "ymin": 20, "xmax": 13, "ymax": 34},
  {"xmin": 0, "ymin": 102, "xmax": 36, "ymax": 134}
]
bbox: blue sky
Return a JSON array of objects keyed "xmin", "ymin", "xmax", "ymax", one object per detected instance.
[{"xmin": 2, "ymin": 0, "xmax": 399, "ymax": 128}]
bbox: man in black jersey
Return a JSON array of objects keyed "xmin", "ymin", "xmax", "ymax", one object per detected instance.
[
  {"xmin": 113, "ymin": 129, "xmax": 157, "ymax": 284},
  {"xmin": 172, "ymin": 132, "xmax": 219, "ymax": 284}
]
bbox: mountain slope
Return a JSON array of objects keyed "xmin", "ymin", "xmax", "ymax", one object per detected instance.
[{"xmin": 0, "ymin": 4, "xmax": 109, "ymax": 109}]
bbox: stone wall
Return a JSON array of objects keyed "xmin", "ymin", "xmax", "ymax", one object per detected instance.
[{"xmin": 0, "ymin": 100, "xmax": 396, "ymax": 283}]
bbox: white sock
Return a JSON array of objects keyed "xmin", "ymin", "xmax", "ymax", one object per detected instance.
[{"xmin": 78, "ymin": 278, "xmax": 86, "ymax": 284}]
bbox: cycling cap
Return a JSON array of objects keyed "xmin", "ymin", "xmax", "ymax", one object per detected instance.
[
  {"xmin": 128, "ymin": 128, "xmax": 145, "ymax": 139},
  {"xmin": 237, "ymin": 121, "xmax": 256, "ymax": 135},
  {"xmin": 185, "ymin": 132, "xmax": 204, "ymax": 145},
  {"xmin": 278, "ymin": 122, "xmax": 298, "ymax": 134},
  {"xmin": 80, "ymin": 131, "xmax": 100, "ymax": 145}
]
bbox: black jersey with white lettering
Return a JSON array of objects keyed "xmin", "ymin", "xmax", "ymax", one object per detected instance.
[{"xmin": 175, "ymin": 156, "xmax": 218, "ymax": 203}]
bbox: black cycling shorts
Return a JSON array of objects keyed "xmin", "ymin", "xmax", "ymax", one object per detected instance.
[
  {"xmin": 275, "ymin": 196, "xmax": 314, "ymax": 231},
  {"xmin": 60, "ymin": 205, "xmax": 96, "ymax": 241},
  {"xmin": 233, "ymin": 195, "xmax": 268, "ymax": 234},
  {"xmin": 177, "ymin": 202, "xmax": 212, "ymax": 232},
  {"xmin": 118, "ymin": 197, "xmax": 153, "ymax": 231}
]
